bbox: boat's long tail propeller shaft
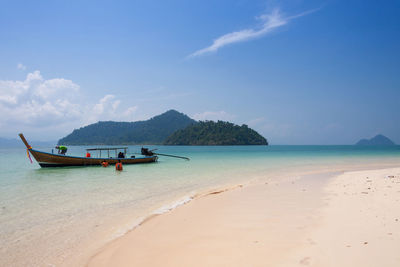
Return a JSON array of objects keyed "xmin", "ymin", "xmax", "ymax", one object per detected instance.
[
  {"xmin": 154, "ymin": 153, "xmax": 190, "ymax": 160},
  {"xmin": 141, "ymin": 147, "xmax": 190, "ymax": 160}
]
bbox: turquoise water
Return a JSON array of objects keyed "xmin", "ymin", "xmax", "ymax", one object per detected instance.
[{"xmin": 1, "ymin": 145, "xmax": 399, "ymax": 266}]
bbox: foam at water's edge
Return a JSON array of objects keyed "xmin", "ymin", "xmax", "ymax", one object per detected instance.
[
  {"xmin": 110, "ymin": 195, "xmax": 195, "ymax": 240},
  {"xmin": 111, "ymin": 217, "xmax": 146, "ymax": 239},
  {"xmin": 154, "ymin": 195, "xmax": 194, "ymax": 214}
]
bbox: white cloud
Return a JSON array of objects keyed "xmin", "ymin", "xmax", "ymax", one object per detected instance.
[
  {"xmin": 247, "ymin": 117, "xmax": 265, "ymax": 127},
  {"xmin": 192, "ymin": 110, "xmax": 235, "ymax": 121},
  {"xmin": 0, "ymin": 71, "xmax": 140, "ymax": 139},
  {"xmin": 0, "ymin": 71, "xmax": 81, "ymax": 127},
  {"xmin": 92, "ymin": 95, "xmax": 116, "ymax": 116},
  {"xmin": 122, "ymin": 106, "xmax": 139, "ymax": 119},
  {"xmin": 188, "ymin": 8, "xmax": 317, "ymax": 58},
  {"xmin": 17, "ymin": 63, "xmax": 26, "ymax": 70},
  {"xmin": 85, "ymin": 94, "xmax": 128, "ymax": 124},
  {"xmin": 35, "ymin": 78, "xmax": 79, "ymax": 100}
]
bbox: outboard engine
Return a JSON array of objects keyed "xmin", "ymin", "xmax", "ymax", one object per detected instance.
[{"xmin": 141, "ymin": 147, "xmax": 154, "ymax": 156}]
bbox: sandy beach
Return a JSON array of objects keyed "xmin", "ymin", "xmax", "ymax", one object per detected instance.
[
  {"xmin": 87, "ymin": 167, "xmax": 400, "ymax": 267},
  {"xmin": 2, "ymin": 1, "xmax": 400, "ymax": 266}
]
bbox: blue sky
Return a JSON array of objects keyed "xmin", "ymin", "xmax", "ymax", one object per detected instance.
[{"xmin": 0, "ymin": 0, "xmax": 399, "ymax": 144}]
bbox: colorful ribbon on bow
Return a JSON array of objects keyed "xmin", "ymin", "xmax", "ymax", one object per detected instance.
[{"xmin": 27, "ymin": 146, "xmax": 32, "ymax": 163}]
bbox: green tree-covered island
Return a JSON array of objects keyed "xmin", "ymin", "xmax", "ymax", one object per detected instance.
[
  {"xmin": 164, "ymin": 121, "xmax": 268, "ymax": 145},
  {"xmin": 58, "ymin": 110, "xmax": 268, "ymax": 146}
]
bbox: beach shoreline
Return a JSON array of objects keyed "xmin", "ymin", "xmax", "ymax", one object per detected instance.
[
  {"xmin": 86, "ymin": 165, "xmax": 400, "ymax": 267},
  {"xmin": 2, "ymin": 148, "xmax": 399, "ymax": 267}
]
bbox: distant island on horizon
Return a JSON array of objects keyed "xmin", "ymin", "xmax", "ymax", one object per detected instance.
[
  {"xmin": 57, "ymin": 110, "xmax": 268, "ymax": 146},
  {"xmin": 355, "ymin": 134, "xmax": 396, "ymax": 146}
]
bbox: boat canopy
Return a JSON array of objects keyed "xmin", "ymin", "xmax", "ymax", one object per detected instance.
[
  {"xmin": 86, "ymin": 147, "xmax": 128, "ymax": 158},
  {"xmin": 85, "ymin": 147, "xmax": 128, "ymax": 151}
]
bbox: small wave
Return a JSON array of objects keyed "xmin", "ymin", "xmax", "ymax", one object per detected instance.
[
  {"xmin": 110, "ymin": 195, "xmax": 194, "ymax": 239},
  {"xmin": 111, "ymin": 217, "xmax": 146, "ymax": 239},
  {"xmin": 153, "ymin": 195, "xmax": 193, "ymax": 215}
]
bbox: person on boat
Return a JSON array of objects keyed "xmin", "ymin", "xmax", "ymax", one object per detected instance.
[
  {"xmin": 118, "ymin": 152, "xmax": 125, "ymax": 158},
  {"xmin": 86, "ymin": 152, "xmax": 91, "ymax": 158},
  {"xmin": 55, "ymin": 145, "xmax": 68, "ymax": 155}
]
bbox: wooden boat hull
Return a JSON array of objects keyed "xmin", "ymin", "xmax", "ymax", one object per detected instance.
[{"xmin": 29, "ymin": 149, "xmax": 158, "ymax": 168}]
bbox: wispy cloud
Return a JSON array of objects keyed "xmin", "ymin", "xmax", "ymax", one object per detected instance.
[
  {"xmin": 188, "ymin": 8, "xmax": 317, "ymax": 58},
  {"xmin": 17, "ymin": 63, "xmax": 26, "ymax": 70}
]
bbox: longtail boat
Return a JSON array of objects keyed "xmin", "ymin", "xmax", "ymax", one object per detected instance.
[{"xmin": 19, "ymin": 133, "xmax": 158, "ymax": 168}]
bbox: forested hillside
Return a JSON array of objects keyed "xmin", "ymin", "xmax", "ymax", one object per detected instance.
[
  {"xmin": 58, "ymin": 110, "xmax": 196, "ymax": 145},
  {"xmin": 164, "ymin": 121, "xmax": 268, "ymax": 145}
]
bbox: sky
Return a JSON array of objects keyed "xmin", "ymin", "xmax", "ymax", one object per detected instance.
[{"xmin": 0, "ymin": 0, "xmax": 399, "ymax": 144}]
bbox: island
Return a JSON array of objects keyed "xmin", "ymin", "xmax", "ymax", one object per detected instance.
[
  {"xmin": 58, "ymin": 110, "xmax": 269, "ymax": 146},
  {"xmin": 163, "ymin": 120, "xmax": 268, "ymax": 145},
  {"xmin": 58, "ymin": 110, "xmax": 196, "ymax": 145},
  {"xmin": 355, "ymin": 134, "xmax": 396, "ymax": 146}
]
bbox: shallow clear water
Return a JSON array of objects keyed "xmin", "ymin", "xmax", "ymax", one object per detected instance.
[{"xmin": 0, "ymin": 145, "xmax": 399, "ymax": 266}]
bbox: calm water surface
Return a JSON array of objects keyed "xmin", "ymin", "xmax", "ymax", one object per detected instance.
[{"xmin": 0, "ymin": 145, "xmax": 399, "ymax": 266}]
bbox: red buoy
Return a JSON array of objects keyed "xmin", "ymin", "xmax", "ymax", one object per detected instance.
[
  {"xmin": 115, "ymin": 162, "xmax": 123, "ymax": 171},
  {"xmin": 101, "ymin": 161, "xmax": 109, "ymax": 167}
]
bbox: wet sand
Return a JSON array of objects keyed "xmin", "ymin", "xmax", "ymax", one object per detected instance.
[{"xmin": 87, "ymin": 167, "xmax": 400, "ymax": 267}]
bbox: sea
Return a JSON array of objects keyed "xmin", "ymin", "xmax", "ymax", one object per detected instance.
[{"xmin": 1, "ymin": 145, "xmax": 399, "ymax": 266}]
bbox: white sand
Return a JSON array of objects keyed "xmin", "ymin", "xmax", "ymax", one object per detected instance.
[
  {"xmin": 281, "ymin": 168, "xmax": 400, "ymax": 266},
  {"xmin": 87, "ymin": 168, "xmax": 400, "ymax": 267}
]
